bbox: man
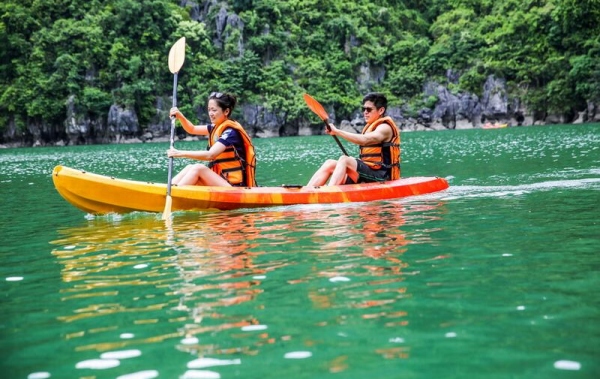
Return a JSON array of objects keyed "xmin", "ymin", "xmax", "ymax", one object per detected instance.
[{"xmin": 307, "ymin": 93, "xmax": 400, "ymax": 186}]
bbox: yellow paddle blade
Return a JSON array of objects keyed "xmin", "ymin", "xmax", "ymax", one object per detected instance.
[
  {"xmin": 161, "ymin": 195, "xmax": 172, "ymax": 220},
  {"xmin": 303, "ymin": 93, "xmax": 329, "ymax": 121},
  {"xmin": 168, "ymin": 37, "xmax": 186, "ymax": 74}
]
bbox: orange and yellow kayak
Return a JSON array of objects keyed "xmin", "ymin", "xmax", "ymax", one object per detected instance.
[
  {"xmin": 52, "ymin": 165, "xmax": 449, "ymax": 214},
  {"xmin": 482, "ymin": 123, "xmax": 508, "ymax": 129}
]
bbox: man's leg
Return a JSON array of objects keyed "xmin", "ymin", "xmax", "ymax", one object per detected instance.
[
  {"xmin": 329, "ymin": 156, "xmax": 358, "ymax": 185},
  {"xmin": 307, "ymin": 159, "xmax": 338, "ymax": 186}
]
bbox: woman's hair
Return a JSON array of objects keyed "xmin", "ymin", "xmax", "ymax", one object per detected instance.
[
  {"xmin": 362, "ymin": 92, "xmax": 388, "ymax": 113},
  {"xmin": 208, "ymin": 92, "xmax": 237, "ymax": 113}
]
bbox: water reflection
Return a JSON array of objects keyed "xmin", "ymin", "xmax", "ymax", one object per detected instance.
[{"xmin": 50, "ymin": 200, "xmax": 447, "ymax": 375}]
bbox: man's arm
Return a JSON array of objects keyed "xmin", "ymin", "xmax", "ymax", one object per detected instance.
[{"xmin": 328, "ymin": 122, "xmax": 393, "ymax": 146}]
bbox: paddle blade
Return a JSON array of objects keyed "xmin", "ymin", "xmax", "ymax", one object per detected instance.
[
  {"xmin": 161, "ymin": 195, "xmax": 172, "ymax": 220},
  {"xmin": 168, "ymin": 37, "xmax": 186, "ymax": 74},
  {"xmin": 303, "ymin": 93, "xmax": 329, "ymax": 122},
  {"xmin": 303, "ymin": 93, "xmax": 348, "ymax": 156}
]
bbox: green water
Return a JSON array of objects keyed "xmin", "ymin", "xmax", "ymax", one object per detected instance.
[{"xmin": 1, "ymin": 124, "xmax": 599, "ymax": 379}]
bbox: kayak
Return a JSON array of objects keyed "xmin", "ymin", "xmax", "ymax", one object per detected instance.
[
  {"xmin": 482, "ymin": 123, "xmax": 508, "ymax": 129},
  {"xmin": 52, "ymin": 165, "xmax": 449, "ymax": 214}
]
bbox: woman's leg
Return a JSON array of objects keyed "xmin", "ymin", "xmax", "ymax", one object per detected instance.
[
  {"xmin": 174, "ymin": 164, "xmax": 231, "ymax": 186},
  {"xmin": 172, "ymin": 165, "xmax": 192, "ymax": 184},
  {"xmin": 197, "ymin": 168, "xmax": 231, "ymax": 186},
  {"xmin": 328, "ymin": 156, "xmax": 358, "ymax": 185},
  {"xmin": 307, "ymin": 159, "xmax": 338, "ymax": 186}
]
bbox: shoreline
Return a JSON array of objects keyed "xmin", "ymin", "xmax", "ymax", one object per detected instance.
[{"xmin": 1, "ymin": 121, "xmax": 597, "ymax": 149}]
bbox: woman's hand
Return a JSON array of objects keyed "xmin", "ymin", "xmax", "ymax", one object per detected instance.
[
  {"xmin": 169, "ymin": 107, "xmax": 181, "ymax": 119},
  {"xmin": 167, "ymin": 148, "xmax": 184, "ymax": 158}
]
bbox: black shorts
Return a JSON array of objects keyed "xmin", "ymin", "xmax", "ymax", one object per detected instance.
[{"xmin": 345, "ymin": 159, "xmax": 390, "ymax": 184}]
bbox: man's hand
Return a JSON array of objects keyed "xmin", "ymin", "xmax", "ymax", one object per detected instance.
[{"xmin": 326, "ymin": 122, "xmax": 339, "ymax": 135}]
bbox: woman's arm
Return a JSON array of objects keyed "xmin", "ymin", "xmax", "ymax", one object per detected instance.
[
  {"xmin": 170, "ymin": 107, "xmax": 209, "ymax": 135},
  {"xmin": 167, "ymin": 141, "xmax": 227, "ymax": 161}
]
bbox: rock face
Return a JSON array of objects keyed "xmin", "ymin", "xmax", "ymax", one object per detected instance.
[
  {"xmin": 414, "ymin": 76, "xmax": 512, "ymax": 131},
  {"xmin": 241, "ymin": 104, "xmax": 285, "ymax": 138},
  {"xmin": 588, "ymin": 101, "xmax": 600, "ymax": 122},
  {"xmin": 107, "ymin": 105, "xmax": 140, "ymax": 143},
  {"xmin": 3, "ymin": 72, "xmax": 597, "ymax": 148},
  {"xmin": 64, "ymin": 95, "xmax": 105, "ymax": 145}
]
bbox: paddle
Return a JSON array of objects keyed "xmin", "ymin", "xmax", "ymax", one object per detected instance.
[
  {"xmin": 303, "ymin": 93, "xmax": 349, "ymax": 156},
  {"xmin": 161, "ymin": 37, "xmax": 186, "ymax": 221}
]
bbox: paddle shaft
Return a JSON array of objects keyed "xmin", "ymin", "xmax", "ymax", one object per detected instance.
[
  {"xmin": 165, "ymin": 73, "xmax": 178, "ymax": 197},
  {"xmin": 325, "ymin": 121, "xmax": 349, "ymax": 156}
]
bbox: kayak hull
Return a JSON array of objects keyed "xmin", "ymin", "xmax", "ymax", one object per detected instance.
[
  {"xmin": 52, "ymin": 165, "xmax": 449, "ymax": 214},
  {"xmin": 482, "ymin": 123, "xmax": 508, "ymax": 129}
]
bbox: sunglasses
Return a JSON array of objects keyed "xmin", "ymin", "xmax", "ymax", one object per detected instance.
[
  {"xmin": 209, "ymin": 92, "xmax": 224, "ymax": 99},
  {"xmin": 362, "ymin": 106, "xmax": 375, "ymax": 113}
]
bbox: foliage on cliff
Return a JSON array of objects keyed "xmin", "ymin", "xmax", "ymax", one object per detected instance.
[{"xmin": 1, "ymin": 0, "xmax": 599, "ymax": 137}]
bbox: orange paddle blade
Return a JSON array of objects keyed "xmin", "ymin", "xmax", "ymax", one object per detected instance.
[
  {"xmin": 302, "ymin": 93, "xmax": 348, "ymax": 156},
  {"xmin": 303, "ymin": 93, "xmax": 329, "ymax": 121}
]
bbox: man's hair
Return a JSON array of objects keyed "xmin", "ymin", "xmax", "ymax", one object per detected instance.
[{"xmin": 362, "ymin": 92, "xmax": 388, "ymax": 113}]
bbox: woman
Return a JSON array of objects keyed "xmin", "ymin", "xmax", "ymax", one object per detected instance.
[
  {"xmin": 306, "ymin": 92, "xmax": 400, "ymax": 186},
  {"xmin": 167, "ymin": 92, "xmax": 256, "ymax": 187}
]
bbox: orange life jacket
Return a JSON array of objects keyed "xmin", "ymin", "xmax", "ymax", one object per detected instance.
[
  {"xmin": 359, "ymin": 116, "xmax": 401, "ymax": 180},
  {"xmin": 208, "ymin": 120, "xmax": 257, "ymax": 187}
]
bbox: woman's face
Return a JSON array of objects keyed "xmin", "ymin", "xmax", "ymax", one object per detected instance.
[
  {"xmin": 207, "ymin": 99, "xmax": 229, "ymax": 125},
  {"xmin": 362, "ymin": 100, "xmax": 383, "ymax": 124}
]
